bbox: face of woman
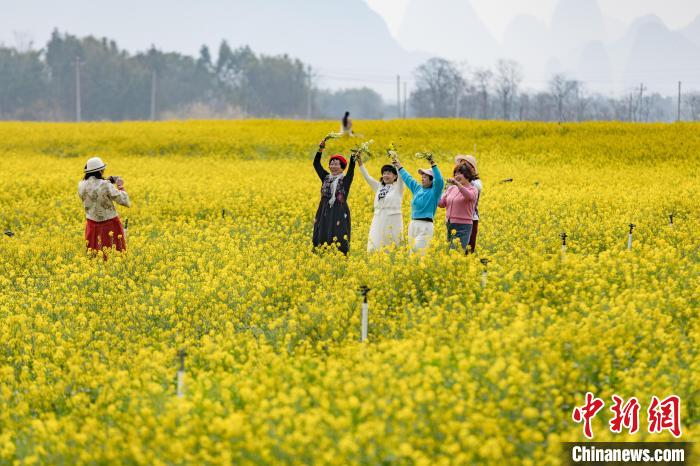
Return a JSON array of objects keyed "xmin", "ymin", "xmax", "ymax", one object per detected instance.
[
  {"xmin": 328, "ymin": 159, "xmax": 343, "ymax": 175},
  {"xmin": 421, "ymin": 174, "xmax": 433, "ymax": 188},
  {"xmin": 454, "ymin": 172, "xmax": 467, "ymax": 184},
  {"xmin": 382, "ymin": 171, "xmax": 397, "ymax": 184}
]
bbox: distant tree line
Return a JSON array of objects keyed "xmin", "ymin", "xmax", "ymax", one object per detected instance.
[
  {"xmin": 2, "ymin": 31, "xmax": 699, "ymax": 122},
  {"xmin": 409, "ymin": 57, "xmax": 698, "ymax": 122},
  {"xmin": 0, "ymin": 30, "xmax": 385, "ymax": 121}
]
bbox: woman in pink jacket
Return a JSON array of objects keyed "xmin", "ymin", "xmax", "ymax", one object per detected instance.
[{"xmin": 438, "ymin": 164, "xmax": 478, "ymax": 253}]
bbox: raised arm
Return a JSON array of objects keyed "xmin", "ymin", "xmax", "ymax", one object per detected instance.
[
  {"xmin": 107, "ymin": 182, "xmax": 131, "ymax": 208},
  {"xmin": 455, "ymin": 182, "xmax": 477, "ymax": 202},
  {"xmin": 396, "ymin": 170, "xmax": 405, "ymax": 194},
  {"xmin": 313, "ymin": 151, "xmax": 329, "ymax": 182},
  {"xmin": 432, "ymin": 163, "xmax": 445, "ymax": 193},
  {"xmin": 398, "ymin": 167, "xmax": 420, "ymax": 194},
  {"xmin": 343, "ymin": 155, "xmax": 356, "ymax": 194},
  {"xmin": 358, "ymin": 163, "xmax": 380, "ymax": 192}
]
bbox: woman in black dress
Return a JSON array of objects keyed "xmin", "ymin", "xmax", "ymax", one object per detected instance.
[{"xmin": 312, "ymin": 138, "xmax": 356, "ymax": 254}]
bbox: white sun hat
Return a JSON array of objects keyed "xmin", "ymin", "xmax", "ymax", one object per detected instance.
[
  {"xmin": 455, "ymin": 154, "xmax": 477, "ymax": 173},
  {"xmin": 418, "ymin": 168, "xmax": 434, "ymax": 178},
  {"xmin": 84, "ymin": 157, "xmax": 106, "ymax": 173}
]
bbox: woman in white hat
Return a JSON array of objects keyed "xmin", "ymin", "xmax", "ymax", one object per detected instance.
[
  {"xmin": 455, "ymin": 154, "xmax": 482, "ymax": 253},
  {"xmin": 78, "ymin": 156, "xmax": 131, "ymax": 255}
]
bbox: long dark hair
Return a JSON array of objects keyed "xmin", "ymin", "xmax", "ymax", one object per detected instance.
[
  {"xmin": 342, "ymin": 111, "xmax": 350, "ymax": 128},
  {"xmin": 83, "ymin": 170, "xmax": 104, "ymax": 180}
]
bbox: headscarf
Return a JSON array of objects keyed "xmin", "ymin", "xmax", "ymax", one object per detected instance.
[{"xmin": 322, "ymin": 173, "xmax": 345, "ymax": 207}]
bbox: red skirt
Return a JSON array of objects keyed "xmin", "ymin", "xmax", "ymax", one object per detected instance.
[{"xmin": 85, "ymin": 217, "xmax": 126, "ymax": 252}]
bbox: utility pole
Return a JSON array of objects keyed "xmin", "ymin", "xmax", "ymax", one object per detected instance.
[
  {"xmin": 678, "ymin": 81, "xmax": 682, "ymax": 122},
  {"xmin": 627, "ymin": 93, "xmax": 632, "ymax": 122},
  {"xmin": 396, "ymin": 74, "xmax": 401, "ymax": 119},
  {"xmin": 150, "ymin": 70, "xmax": 157, "ymax": 121},
  {"xmin": 403, "ymin": 82, "xmax": 407, "ymax": 118},
  {"xmin": 74, "ymin": 56, "xmax": 83, "ymax": 122},
  {"xmin": 307, "ymin": 65, "xmax": 312, "ymax": 120},
  {"xmin": 638, "ymin": 83, "xmax": 646, "ymax": 122}
]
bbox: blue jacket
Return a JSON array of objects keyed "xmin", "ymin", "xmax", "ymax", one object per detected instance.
[{"xmin": 399, "ymin": 165, "xmax": 444, "ymax": 220}]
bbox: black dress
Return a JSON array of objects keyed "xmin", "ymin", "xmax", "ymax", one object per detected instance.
[{"xmin": 312, "ymin": 151, "xmax": 355, "ymax": 254}]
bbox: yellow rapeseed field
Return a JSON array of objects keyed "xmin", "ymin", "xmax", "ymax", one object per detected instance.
[{"xmin": 0, "ymin": 120, "xmax": 698, "ymax": 465}]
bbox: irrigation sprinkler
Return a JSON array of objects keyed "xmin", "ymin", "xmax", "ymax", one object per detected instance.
[
  {"xmin": 627, "ymin": 224, "xmax": 635, "ymax": 250},
  {"xmin": 480, "ymin": 258, "xmax": 489, "ymax": 288},
  {"xmin": 560, "ymin": 232, "xmax": 568, "ymax": 255},
  {"xmin": 222, "ymin": 208, "xmax": 226, "ymax": 219},
  {"xmin": 359, "ymin": 286, "xmax": 370, "ymax": 342},
  {"xmin": 669, "ymin": 213, "xmax": 674, "ymax": 228},
  {"xmin": 176, "ymin": 349, "xmax": 186, "ymax": 398}
]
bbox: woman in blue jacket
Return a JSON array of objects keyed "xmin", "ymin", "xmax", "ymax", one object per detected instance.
[{"xmin": 392, "ymin": 156, "xmax": 444, "ymax": 253}]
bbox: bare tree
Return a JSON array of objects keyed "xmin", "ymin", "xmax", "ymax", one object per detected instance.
[
  {"xmin": 573, "ymin": 83, "xmax": 589, "ymax": 121},
  {"xmin": 517, "ymin": 93, "xmax": 530, "ymax": 120},
  {"xmin": 410, "ymin": 57, "xmax": 465, "ymax": 117},
  {"xmin": 452, "ymin": 60, "xmax": 470, "ymax": 117},
  {"xmin": 585, "ymin": 94, "xmax": 614, "ymax": 121},
  {"xmin": 530, "ymin": 92, "xmax": 555, "ymax": 121},
  {"xmin": 621, "ymin": 84, "xmax": 650, "ymax": 122},
  {"xmin": 471, "ymin": 68, "xmax": 492, "ymax": 119},
  {"xmin": 684, "ymin": 92, "xmax": 700, "ymax": 121},
  {"xmin": 548, "ymin": 74, "xmax": 578, "ymax": 122},
  {"xmin": 13, "ymin": 31, "xmax": 35, "ymax": 53},
  {"xmin": 494, "ymin": 59, "xmax": 522, "ymax": 120}
]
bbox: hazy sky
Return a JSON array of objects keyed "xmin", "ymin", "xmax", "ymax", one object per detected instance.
[{"xmin": 365, "ymin": 0, "xmax": 700, "ymax": 39}]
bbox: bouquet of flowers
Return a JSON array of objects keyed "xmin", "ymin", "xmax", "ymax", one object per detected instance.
[
  {"xmin": 351, "ymin": 139, "xmax": 374, "ymax": 162},
  {"xmin": 323, "ymin": 132, "xmax": 344, "ymax": 143},
  {"xmin": 385, "ymin": 141, "xmax": 400, "ymax": 163},
  {"xmin": 415, "ymin": 151, "xmax": 435, "ymax": 163}
]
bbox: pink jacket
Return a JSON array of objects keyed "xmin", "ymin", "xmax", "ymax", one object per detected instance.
[{"xmin": 438, "ymin": 183, "xmax": 478, "ymax": 224}]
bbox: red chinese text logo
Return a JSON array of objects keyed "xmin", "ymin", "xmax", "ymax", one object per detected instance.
[
  {"xmin": 572, "ymin": 392, "xmax": 605, "ymax": 439},
  {"xmin": 648, "ymin": 395, "xmax": 682, "ymax": 438},
  {"xmin": 572, "ymin": 393, "xmax": 681, "ymax": 439}
]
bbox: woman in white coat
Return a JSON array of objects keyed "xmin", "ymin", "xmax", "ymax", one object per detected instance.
[{"xmin": 357, "ymin": 155, "xmax": 404, "ymax": 251}]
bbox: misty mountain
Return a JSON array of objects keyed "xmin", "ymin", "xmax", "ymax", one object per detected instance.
[
  {"xmin": 608, "ymin": 15, "xmax": 666, "ymax": 62},
  {"xmin": 502, "ymin": 14, "xmax": 550, "ymax": 83},
  {"xmin": 605, "ymin": 17, "xmax": 629, "ymax": 42},
  {"xmin": 680, "ymin": 14, "xmax": 700, "ymax": 48},
  {"xmin": 519, "ymin": 5, "xmax": 698, "ymax": 95},
  {"xmin": 621, "ymin": 18, "xmax": 700, "ymax": 93},
  {"xmin": 503, "ymin": 0, "xmax": 612, "ymax": 90},
  {"xmin": 549, "ymin": 0, "xmax": 607, "ymax": 57},
  {"xmin": 397, "ymin": 0, "xmax": 501, "ymax": 66},
  {"xmin": 573, "ymin": 41, "xmax": 613, "ymax": 92}
]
